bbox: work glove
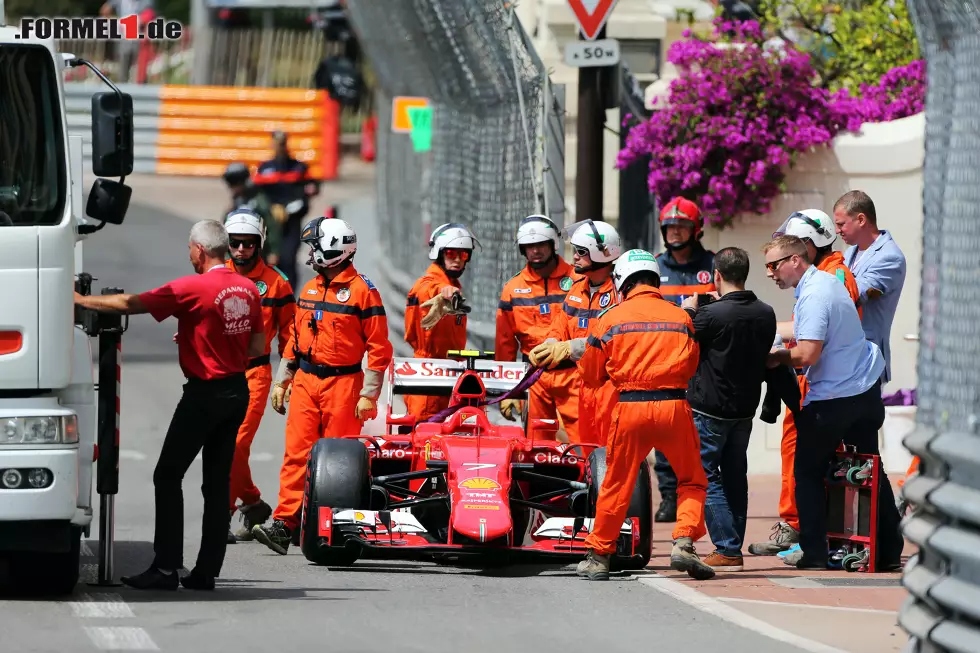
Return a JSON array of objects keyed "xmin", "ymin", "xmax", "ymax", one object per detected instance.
[
  {"xmin": 271, "ymin": 383, "xmax": 292, "ymax": 415},
  {"xmin": 500, "ymin": 399, "xmax": 523, "ymax": 422},
  {"xmin": 420, "ymin": 290, "xmax": 470, "ymax": 330},
  {"xmin": 271, "ymin": 203, "xmax": 287, "ymax": 224},
  {"xmin": 355, "ymin": 396, "xmax": 378, "ymax": 422},
  {"xmin": 529, "ymin": 340, "xmax": 572, "ymax": 369}
]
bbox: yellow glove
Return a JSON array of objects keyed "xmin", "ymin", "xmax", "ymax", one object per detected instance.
[
  {"xmin": 271, "ymin": 383, "xmax": 292, "ymax": 415},
  {"xmin": 529, "ymin": 341, "xmax": 572, "ymax": 369},
  {"xmin": 271, "ymin": 204, "xmax": 287, "ymax": 224},
  {"xmin": 500, "ymin": 399, "xmax": 523, "ymax": 421},
  {"xmin": 355, "ymin": 396, "xmax": 378, "ymax": 422}
]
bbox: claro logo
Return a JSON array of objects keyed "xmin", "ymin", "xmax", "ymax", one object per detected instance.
[{"xmin": 395, "ymin": 362, "xmax": 523, "ymax": 381}]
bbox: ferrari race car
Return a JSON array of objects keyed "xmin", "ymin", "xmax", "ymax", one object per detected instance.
[{"xmin": 298, "ymin": 351, "xmax": 654, "ymax": 571}]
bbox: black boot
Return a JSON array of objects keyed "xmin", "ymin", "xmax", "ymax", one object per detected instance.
[{"xmin": 655, "ymin": 493, "xmax": 677, "ymax": 522}]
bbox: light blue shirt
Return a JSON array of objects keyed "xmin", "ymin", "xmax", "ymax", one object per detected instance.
[
  {"xmin": 794, "ymin": 265, "xmax": 885, "ymax": 404},
  {"xmin": 844, "ymin": 230, "xmax": 907, "ymax": 384}
]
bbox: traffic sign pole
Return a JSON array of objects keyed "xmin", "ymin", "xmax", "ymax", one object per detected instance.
[{"xmin": 576, "ymin": 25, "xmax": 606, "ymax": 225}]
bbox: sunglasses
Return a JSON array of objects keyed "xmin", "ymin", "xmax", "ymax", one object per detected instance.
[
  {"xmin": 765, "ymin": 254, "xmax": 795, "ymax": 273},
  {"xmin": 573, "ymin": 245, "xmax": 591, "ymax": 257},
  {"xmin": 230, "ymin": 238, "xmax": 258, "ymax": 250},
  {"xmin": 443, "ymin": 249, "xmax": 471, "ymax": 262}
]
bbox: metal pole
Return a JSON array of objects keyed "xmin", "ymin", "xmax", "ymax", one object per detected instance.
[
  {"xmin": 91, "ymin": 288, "xmax": 124, "ymax": 587},
  {"xmin": 190, "ymin": 0, "xmax": 211, "ymax": 85},
  {"xmin": 575, "ymin": 26, "xmax": 606, "ymax": 222}
]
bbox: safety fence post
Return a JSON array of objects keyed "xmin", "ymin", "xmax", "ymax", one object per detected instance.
[{"xmin": 91, "ymin": 287, "xmax": 126, "ymax": 587}]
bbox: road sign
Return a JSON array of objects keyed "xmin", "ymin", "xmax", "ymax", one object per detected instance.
[
  {"xmin": 567, "ymin": 0, "xmax": 620, "ymax": 41},
  {"xmin": 391, "ymin": 96, "xmax": 430, "ymax": 133},
  {"xmin": 564, "ymin": 39, "xmax": 620, "ymax": 68}
]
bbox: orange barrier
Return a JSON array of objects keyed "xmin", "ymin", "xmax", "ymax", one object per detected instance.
[{"xmin": 154, "ymin": 85, "xmax": 340, "ymax": 180}]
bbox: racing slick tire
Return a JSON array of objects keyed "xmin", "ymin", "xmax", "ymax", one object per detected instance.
[
  {"xmin": 586, "ymin": 448, "xmax": 654, "ymax": 571},
  {"xmin": 300, "ymin": 438, "xmax": 371, "ymax": 566}
]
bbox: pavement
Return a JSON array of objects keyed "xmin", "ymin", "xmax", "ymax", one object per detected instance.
[{"xmin": 0, "ymin": 156, "xmax": 913, "ymax": 652}]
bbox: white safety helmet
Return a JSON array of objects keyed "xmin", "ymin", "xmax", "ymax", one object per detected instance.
[
  {"xmin": 428, "ymin": 222, "xmax": 481, "ymax": 260},
  {"xmin": 224, "ymin": 208, "xmax": 266, "ymax": 249},
  {"xmin": 773, "ymin": 209, "xmax": 836, "ymax": 249},
  {"xmin": 300, "ymin": 215, "xmax": 357, "ymax": 269},
  {"xmin": 568, "ymin": 219, "xmax": 622, "ymax": 264},
  {"xmin": 515, "ymin": 214, "xmax": 561, "ymax": 251},
  {"xmin": 611, "ymin": 249, "xmax": 662, "ymax": 293}
]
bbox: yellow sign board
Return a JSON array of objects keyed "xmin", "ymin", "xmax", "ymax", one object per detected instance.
[{"xmin": 391, "ymin": 96, "xmax": 431, "ymax": 133}]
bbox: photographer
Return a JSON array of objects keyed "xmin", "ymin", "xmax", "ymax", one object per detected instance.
[{"xmin": 681, "ymin": 247, "xmax": 776, "ymax": 572}]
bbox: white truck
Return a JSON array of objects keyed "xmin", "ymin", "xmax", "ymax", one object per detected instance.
[{"xmin": 0, "ymin": 13, "xmax": 134, "ymax": 593}]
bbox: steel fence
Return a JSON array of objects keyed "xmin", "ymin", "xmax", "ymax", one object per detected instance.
[
  {"xmin": 343, "ymin": 0, "xmax": 565, "ymax": 345},
  {"xmin": 900, "ymin": 2, "xmax": 980, "ymax": 652}
]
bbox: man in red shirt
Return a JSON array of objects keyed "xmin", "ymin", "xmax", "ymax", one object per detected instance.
[{"xmin": 74, "ymin": 220, "xmax": 265, "ymax": 592}]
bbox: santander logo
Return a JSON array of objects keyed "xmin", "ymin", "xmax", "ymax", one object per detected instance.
[{"xmin": 395, "ymin": 362, "xmax": 417, "ymax": 375}]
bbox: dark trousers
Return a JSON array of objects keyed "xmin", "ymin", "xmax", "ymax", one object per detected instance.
[
  {"xmin": 794, "ymin": 381, "xmax": 904, "ymax": 564},
  {"xmin": 152, "ymin": 374, "xmax": 249, "ymax": 577},
  {"xmin": 694, "ymin": 413, "xmax": 752, "ymax": 556},
  {"xmin": 278, "ymin": 216, "xmax": 303, "ymax": 291}
]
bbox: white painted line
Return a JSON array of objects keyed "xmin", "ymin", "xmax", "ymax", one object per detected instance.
[
  {"xmin": 84, "ymin": 627, "xmax": 158, "ymax": 650},
  {"xmin": 251, "ymin": 452, "xmax": 274, "ymax": 462},
  {"xmin": 119, "ymin": 450, "xmax": 147, "ymax": 461},
  {"xmin": 637, "ymin": 574, "xmax": 850, "ymax": 653},
  {"xmin": 80, "ymin": 540, "xmax": 94, "ymax": 557},
  {"xmin": 70, "ymin": 593, "xmax": 135, "ymax": 618},
  {"xmin": 717, "ymin": 597, "xmax": 897, "ymax": 615}
]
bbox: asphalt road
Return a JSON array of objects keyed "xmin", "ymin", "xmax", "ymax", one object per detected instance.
[{"xmin": 0, "ymin": 187, "xmax": 807, "ymax": 653}]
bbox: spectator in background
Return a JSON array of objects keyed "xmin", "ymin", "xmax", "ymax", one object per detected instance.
[
  {"xmin": 763, "ymin": 235, "xmax": 903, "ymax": 571},
  {"xmin": 681, "ymin": 247, "xmax": 776, "ymax": 573},
  {"xmin": 100, "ymin": 0, "xmax": 155, "ymax": 83},
  {"xmin": 833, "ymin": 190, "xmax": 907, "ymax": 387},
  {"xmin": 252, "ymin": 131, "xmax": 320, "ymax": 290}
]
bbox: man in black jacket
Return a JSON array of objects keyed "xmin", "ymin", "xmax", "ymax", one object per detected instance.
[{"xmin": 681, "ymin": 247, "xmax": 776, "ymax": 573}]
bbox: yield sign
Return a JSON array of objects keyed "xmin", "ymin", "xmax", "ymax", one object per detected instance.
[{"xmin": 567, "ymin": 0, "xmax": 620, "ymax": 41}]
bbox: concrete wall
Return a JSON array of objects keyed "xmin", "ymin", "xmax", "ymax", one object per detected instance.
[{"xmin": 693, "ymin": 113, "xmax": 925, "ymax": 474}]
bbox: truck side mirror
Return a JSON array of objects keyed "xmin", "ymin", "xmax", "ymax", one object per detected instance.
[
  {"xmin": 91, "ymin": 91, "xmax": 134, "ymax": 178},
  {"xmin": 86, "ymin": 178, "xmax": 131, "ymax": 225}
]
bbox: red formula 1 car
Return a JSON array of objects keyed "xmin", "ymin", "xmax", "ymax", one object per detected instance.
[{"xmin": 297, "ymin": 351, "xmax": 654, "ymax": 571}]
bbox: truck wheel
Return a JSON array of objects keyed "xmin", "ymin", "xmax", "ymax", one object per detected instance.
[
  {"xmin": 300, "ymin": 438, "xmax": 371, "ymax": 566},
  {"xmin": 586, "ymin": 448, "xmax": 653, "ymax": 572},
  {"xmin": 11, "ymin": 526, "xmax": 81, "ymax": 595}
]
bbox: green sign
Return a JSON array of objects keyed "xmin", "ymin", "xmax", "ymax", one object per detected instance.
[
  {"xmin": 627, "ymin": 250, "xmax": 656, "ymax": 262},
  {"xmin": 407, "ymin": 106, "xmax": 433, "ymax": 152}
]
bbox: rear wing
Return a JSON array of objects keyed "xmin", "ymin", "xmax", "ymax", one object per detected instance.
[{"xmin": 386, "ymin": 356, "xmax": 530, "ymax": 399}]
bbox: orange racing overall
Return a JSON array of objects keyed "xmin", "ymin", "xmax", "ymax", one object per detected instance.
[
  {"xmin": 275, "ymin": 266, "xmax": 392, "ymax": 528},
  {"xmin": 495, "ymin": 257, "xmax": 579, "ymax": 440},
  {"xmin": 580, "ymin": 287, "xmax": 708, "ymax": 554}
]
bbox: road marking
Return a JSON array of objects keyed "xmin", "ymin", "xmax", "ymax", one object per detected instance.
[
  {"xmin": 80, "ymin": 540, "xmax": 94, "ymax": 557},
  {"xmin": 119, "ymin": 450, "xmax": 147, "ymax": 461},
  {"xmin": 637, "ymin": 574, "xmax": 850, "ymax": 653},
  {"xmin": 251, "ymin": 452, "xmax": 274, "ymax": 462},
  {"xmin": 70, "ymin": 593, "xmax": 135, "ymax": 618},
  {"xmin": 717, "ymin": 597, "xmax": 897, "ymax": 615},
  {"xmin": 768, "ymin": 576, "xmax": 825, "ymax": 589},
  {"xmin": 84, "ymin": 627, "xmax": 158, "ymax": 650}
]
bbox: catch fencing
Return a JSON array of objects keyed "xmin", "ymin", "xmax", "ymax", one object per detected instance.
[
  {"xmin": 899, "ymin": 2, "xmax": 980, "ymax": 652},
  {"xmin": 343, "ymin": 0, "xmax": 566, "ymax": 348}
]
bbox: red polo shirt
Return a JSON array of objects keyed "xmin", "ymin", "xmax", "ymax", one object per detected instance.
[{"xmin": 139, "ymin": 266, "xmax": 263, "ymax": 381}]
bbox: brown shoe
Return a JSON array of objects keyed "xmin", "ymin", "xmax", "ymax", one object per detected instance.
[{"xmin": 704, "ymin": 552, "xmax": 743, "ymax": 572}]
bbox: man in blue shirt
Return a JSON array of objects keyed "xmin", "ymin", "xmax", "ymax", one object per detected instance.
[
  {"xmin": 832, "ymin": 190, "xmax": 907, "ymax": 385},
  {"xmin": 763, "ymin": 235, "xmax": 904, "ymax": 570}
]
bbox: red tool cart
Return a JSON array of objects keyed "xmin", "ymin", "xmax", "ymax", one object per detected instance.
[{"xmin": 825, "ymin": 446, "xmax": 883, "ymax": 572}]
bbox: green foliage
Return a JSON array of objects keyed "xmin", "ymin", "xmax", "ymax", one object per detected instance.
[{"xmin": 732, "ymin": 0, "xmax": 920, "ymax": 92}]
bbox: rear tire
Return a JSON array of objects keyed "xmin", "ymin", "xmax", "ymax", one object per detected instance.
[
  {"xmin": 586, "ymin": 448, "xmax": 654, "ymax": 571},
  {"xmin": 300, "ymin": 438, "xmax": 371, "ymax": 566}
]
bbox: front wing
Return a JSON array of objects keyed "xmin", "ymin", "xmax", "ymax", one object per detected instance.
[{"xmin": 312, "ymin": 507, "xmax": 641, "ymax": 562}]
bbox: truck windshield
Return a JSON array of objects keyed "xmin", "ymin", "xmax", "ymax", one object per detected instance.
[{"xmin": 0, "ymin": 44, "xmax": 67, "ymax": 227}]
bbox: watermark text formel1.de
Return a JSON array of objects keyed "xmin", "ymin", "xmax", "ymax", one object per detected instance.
[{"xmin": 16, "ymin": 16, "xmax": 183, "ymax": 41}]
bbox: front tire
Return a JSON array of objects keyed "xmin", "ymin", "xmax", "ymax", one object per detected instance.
[
  {"xmin": 586, "ymin": 448, "xmax": 654, "ymax": 571},
  {"xmin": 300, "ymin": 438, "xmax": 371, "ymax": 566}
]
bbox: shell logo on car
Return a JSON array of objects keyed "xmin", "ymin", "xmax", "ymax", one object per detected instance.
[{"xmin": 459, "ymin": 477, "xmax": 500, "ymax": 490}]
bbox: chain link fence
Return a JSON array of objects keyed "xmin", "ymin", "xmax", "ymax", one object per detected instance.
[
  {"xmin": 343, "ymin": 0, "xmax": 565, "ymax": 351},
  {"xmin": 900, "ymin": 1, "xmax": 980, "ymax": 651}
]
